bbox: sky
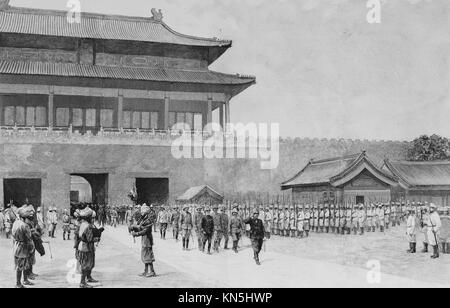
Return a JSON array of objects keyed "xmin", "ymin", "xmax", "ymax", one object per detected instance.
[{"xmin": 10, "ymin": 0, "xmax": 450, "ymax": 141}]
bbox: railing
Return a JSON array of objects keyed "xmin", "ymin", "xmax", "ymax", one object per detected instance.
[{"xmin": 0, "ymin": 125, "xmax": 229, "ymax": 145}]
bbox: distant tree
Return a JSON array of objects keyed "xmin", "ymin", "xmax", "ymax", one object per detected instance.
[{"xmin": 407, "ymin": 135, "xmax": 450, "ymax": 161}]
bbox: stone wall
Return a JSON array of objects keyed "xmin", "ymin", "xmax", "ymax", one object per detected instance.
[{"xmin": 0, "ymin": 138, "xmax": 409, "ymax": 208}]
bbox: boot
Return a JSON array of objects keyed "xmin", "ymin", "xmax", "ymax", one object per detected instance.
[
  {"xmin": 421, "ymin": 243, "xmax": 428, "ymax": 253},
  {"xmin": 80, "ymin": 271, "xmax": 93, "ymax": 288},
  {"xmin": 446, "ymin": 243, "xmax": 450, "ymax": 254},
  {"xmin": 186, "ymin": 239, "xmax": 189, "ymax": 250},
  {"xmin": 16, "ymin": 270, "xmax": 23, "ymax": 289},
  {"xmin": 431, "ymin": 245, "xmax": 439, "ymax": 259},
  {"xmin": 87, "ymin": 270, "xmax": 99, "ymax": 283},
  {"xmin": 63, "ymin": 233, "xmax": 66, "ymax": 241},
  {"xmin": 412, "ymin": 242, "xmax": 416, "ymax": 253},
  {"xmin": 182, "ymin": 239, "xmax": 186, "ymax": 250},
  {"xmin": 406, "ymin": 242, "xmax": 413, "ymax": 253},
  {"xmin": 372, "ymin": 226, "xmax": 375, "ymax": 232}
]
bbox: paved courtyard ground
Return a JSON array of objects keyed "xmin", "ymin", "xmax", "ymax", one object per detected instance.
[{"xmin": 0, "ymin": 224, "xmax": 449, "ymax": 288}]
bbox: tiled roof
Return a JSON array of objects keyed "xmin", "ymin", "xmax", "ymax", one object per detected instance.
[
  {"xmin": 0, "ymin": 6, "xmax": 231, "ymax": 47},
  {"xmin": 383, "ymin": 160, "xmax": 450, "ymax": 188},
  {"xmin": 0, "ymin": 60, "xmax": 255, "ymax": 85},
  {"xmin": 176, "ymin": 185, "xmax": 223, "ymax": 201},
  {"xmin": 282, "ymin": 152, "xmax": 398, "ymax": 188}
]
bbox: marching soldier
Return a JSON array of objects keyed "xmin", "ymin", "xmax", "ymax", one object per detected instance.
[
  {"xmin": 201, "ymin": 207, "xmax": 214, "ymax": 255},
  {"xmin": 212, "ymin": 205, "xmax": 223, "ymax": 253},
  {"xmin": 229, "ymin": 208, "xmax": 244, "ymax": 253},
  {"xmin": 62, "ymin": 209, "xmax": 72, "ymax": 241},
  {"xmin": 264, "ymin": 207, "xmax": 272, "ymax": 239},
  {"xmin": 171, "ymin": 206, "xmax": 181, "ymax": 241},
  {"xmin": 220, "ymin": 205, "xmax": 230, "ymax": 249},
  {"xmin": 357, "ymin": 204, "xmax": 366, "ymax": 235},
  {"xmin": 318, "ymin": 204, "xmax": 324, "ymax": 233},
  {"xmin": 304, "ymin": 205, "xmax": 311, "ymax": 237},
  {"xmin": 427, "ymin": 203, "xmax": 441, "ymax": 259},
  {"xmin": 289, "ymin": 206, "xmax": 296, "ymax": 237},
  {"xmin": 297, "ymin": 205, "xmax": 304, "ymax": 238},
  {"xmin": 244, "ymin": 209, "xmax": 266, "ymax": 265},
  {"xmin": 180, "ymin": 205, "xmax": 193, "ymax": 251},
  {"xmin": 406, "ymin": 207, "xmax": 417, "ymax": 253},
  {"xmin": 194, "ymin": 206, "xmax": 204, "ymax": 251}
]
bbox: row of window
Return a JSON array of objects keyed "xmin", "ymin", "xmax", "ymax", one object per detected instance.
[{"xmin": 3, "ymin": 107, "xmax": 204, "ymax": 130}]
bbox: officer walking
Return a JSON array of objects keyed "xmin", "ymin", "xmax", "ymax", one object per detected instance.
[
  {"xmin": 244, "ymin": 209, "xmax": 266, "ymax": 265},
  {"xmin": 406, "ymin": 207, "xmax": 417, "ymax": 253},
  {"xmin": 229, "ymin": 208, "xmax": 244, "ymax": 253},
  {"xmin": 220, "ymin": 205, "xmax": 230, "ymax": 249}
]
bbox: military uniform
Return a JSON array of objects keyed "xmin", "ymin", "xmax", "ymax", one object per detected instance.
[
  {"xmin": 284, "ymin": 206, "xmax": 290, "ymax": 237},
  {"xmin": 47, "ymin": 207, "xmax": 58, "ymax": 238},
  {"xmin": 244, "ymin": 210, "xmax": 265, "ymax": 265},
  {"xmin": 329, "ymin": 205, "xmax": 336, "ymax": 233},
  {"xmin": 366, "ymin": 205, "xmax": 373, "ymax": 232},
  {"xmin": 345, "ymin": 205, "xmax": 352, "ymax": 234},
  {"xmin": 220, "ymin": 206, "xmax": 230, "ymax": 249},
  {"xmin": 62, "ymin": 210, "xmax": 72, "ymax": 241},
  {"xmin": 201, "ymin": 208, "xmax": 214, "ymax": 254},
  {"xmin": 289, "ymin": 206, "xmax": 296, "ymax": 237},
  {"xmin": 351, "ymin": 206, "xmax": 359, "ymax": 235},
  {"xmin": 377, "ymin": 204, "xmax": 385, "ymax": 232},
  {"xmin": 194, "ymin": 207, "xmax": 204, "ymax": 251},
  {"xmin": 4, "ymin": 205, "xmax": 18, "ymax": 239},
  {"xmin": 304, "ymin": 205, "xmax": 311, "ymax": 236},
  {"xmin": 406, "ymin": 208, "xmax": 417, "ymax": 253},
  {"xmin": 313, "ymin": 206, "xmax": 319, "ymax": 233},
  {"xmin": 171, "ymin": 209, "xmax": 181, "ymax": 241},
  {"xmin": 212, "ymin": 206, "xmax": 223, "ymax": 253},
  {"xmin": 385, "ymin": 204, "xmax": 391, "ymax": 230},
  {"xmin": 229, "ymin": 209, "xmax": 244, "ymax": 253},
  {"xmin": 357, "ymin": 205, "xmax": 366, "ymax": 235},
  {"xmin": 264, "ymin": 208, "xmax": 272, "ymax": 239},
  {"xmin": 273, "ymin": 206, "xmax": 279, "ymax": 236},
  {"xmin": 324, "ymin": 205, "xmax": 330, "ymax": 233},
  {"xmin": 180, "ymin": 207, "xmax": 193, "ymax": 250},
  {"xmin": 297, "ymin": 206, "xmax": 304, "ymax": 237},
  {"xmin": 278, "ymin": 206, "xmax": 285, "ymax": 236},
  {"xmin": 426, "ymin": 204, "xmax": 441, "ymax": 259},
  {"xmin": 318, "ymin": 205, "xmax": 324, "ymax": 233}
]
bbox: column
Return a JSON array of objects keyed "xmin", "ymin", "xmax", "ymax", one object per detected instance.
[
  {"xmin": 163, "ymin": 93, "xmax": 170, "ymax": 130},
  {"xmin": 117, "ymin": 90, "xmax": 123, "ymax": 129},
  {"xmin": 224, "ymin": 96, "xmax": 231, "ymax": 132},
  {"xmin": 206, "ymin": 96, "xmax": 212, "ymax": 130},
  {"xmin": 48, "ymin": 88, "xmax": 54, "ymax": 127},
  {"xmin": 219, "ymin": 103, "xmax": 224, "ymax": 130}
]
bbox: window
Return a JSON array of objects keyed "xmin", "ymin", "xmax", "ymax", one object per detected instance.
[
  {"xmin": 194, "ymin": 113, "xmax": 203, "ymax": 130},
  {"xmin": 85, "ymin": 108, "xmax": 96, "ymax": 127},
  {"xmin": 100, "ymin": 109, "xmax": 114, "ymax": 128},
  {"xmin": 150, "ymin": 112, "xmax": 158, "ymax": 129},
  {"xmin": 56, "ymin": 108, "xmax": 70, "ymax": 127},
  {"xmin": 123, "ymin": 111, "xmax": 131, "ymax": 128},
  {"xmin": 26, "ymin": 107, "xmax": 35, "ymax": 126},
  {"xmin": 4, "ymin": 106, "xmax": 15, "ymax": 125},
  {"xmin": 35, "ymin": 107, "xmax": 47, "ymax": 126},
  {"xmin": 141, "ymin": 112, "xmax": 150, "ymax": 129},
  {"xmin": 71, "ymin": 108, "xmax": 82, "ymax": 126},
  {"xmin": 15, "ymin": 106, "xmax": 25, "ymax": 125}
]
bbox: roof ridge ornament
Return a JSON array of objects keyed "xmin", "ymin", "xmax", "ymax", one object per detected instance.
[
  {"xmin": 151, "ymin": 8, "xmax": 163, "ymax": 22},
  {"xmin": 0, "ymin": 0, "xmax": 10, "ymax": 10}
]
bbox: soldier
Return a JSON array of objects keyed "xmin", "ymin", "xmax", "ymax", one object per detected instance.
[
  {"xmin": 75, "ymin": 207, "xmax": 101, "ymax": 288},
  {"xmin": 0, "ymin": 206, "xmax": 5, "ymax": 238},
  {"xmin": 110, "ymin": 206, "xmax": 118, "ymax": 228},
  {"xmin": 313, "ymin": 205, "xmax": 319, "ymax": 233},
  {"xmin": 264, "ymin": 207, "xmax": 272, "ymax": 239},
  {"xmin": 12, "ymin": 206, "xmax": 36, "ymax": 288},
  {"xmin": 304, "ymin": 205, "xmax": 311, "ymax": 237},
  {"xmin": 229, "ymin": 208, "xmax": 244, "ymax": 253},
  {"xmin": 62, "ymin": 209, "xmax": 72, "ymax": 241},
  {"xmin": 211, "ymin": 205, "xmax": 223, "ymax": 253},
  {"xmin": 406, "ymin": 207, "xmax": 417, "ymax": 253},
  {"xmin": 318, "ymin": 204, "xmax": 324, "ymax": 233},
  {"xmin": 329, "ymin": 204, "xmax": 335, "ymax": 233},
  {"xmin": 47, "ymin": 207, "xmax": 58, "ymax": 238},
  {"xmin": 244, "ymin": 209, "xmax": 266, "ymax": 265},
  {"xmin": 171, "ymin": 207, "xmax": 181, "ymax": 241},
  {"xmin": 324, "ymin": 204, "xmax": 330, "ymax": 233},
  {"xmin": 289, "ymin": 206, "xmax": 296, "ymax": 237},
  {"xmin": 351, "ymin": 205, "xmax": 359, "ymax": 235},
  {"xmin": 385, "ymin": 203, "xmax": 391, "ymax": 230},
  {"xmin": 357, "ymin": 204, "xmax": 366, "ymax": 235},
  {"xmin": 366, "ymin": 204, "xmax": 373, "ymax": 232},
  {"xmin": 5, "ymin": 202, "xmax": 19, "ymax": 239},
  {"xmin": 419, "ymin": 203, "xmax": 429, "ymax": 253},
  {"xmin": 284, "ymin": 205, "xmax": 290, "ymax": 237},
  {"xmin": 220, "ymin": 205, "xmax": 230, "ymax": 249},
  {"xmin": 273, "ymin": 205, "xmax": 279, "ymax": 236},
  {"xmin": 194, "ymin": 206, "xmax": 204, "ymax": 251},
  {"xmin": 278, "ymin": 205, "xmax": 285, "ymax": 236},
  {"xmin": 296, "ymin": 205, "xmax": 304, "ymax": 238},
  {"xmin": 180, "ymin": 205, "xmax": 193, "ymax": 251},
  {"xmin": 427, "ymin": 203, "xmax": 441, "ymax": 259},
  {"xmin": 131, "ymin": 204, "xmax": 157, "ymax": 278},
  {"xmin": 201, "ymin": 207, "xmax": 214, "ymax": 255},
  {"xmin": 157, "ymin": 206, "xmax": 170, "ymax": 239},
  {"xmin": 377, "ymin": 204, "xmax": 385, "ymax": 232}
]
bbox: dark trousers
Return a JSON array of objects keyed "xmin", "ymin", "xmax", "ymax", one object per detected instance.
[{"xmin": 203, "ymin": 234, "xmax": 213, "ymax": 253}]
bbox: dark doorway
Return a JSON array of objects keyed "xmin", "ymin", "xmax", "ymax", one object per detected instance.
[
  {"xmin": 356, "ymin": 196, "xmax": 365, "ymax": 204},
  {"xmin": 71, "ymin": 174, "xmax": 108, "ymax": 205},
  {"xmin": 4, "ymin": 178, "xmax": 42, "ymax": 207},
  {"xmin": 136, "ymin": 178, "xmax": 169, "ymax": 205},
  {"xmin": 70, "ymin": 191, "xmax": 80, "ymax": 203}
]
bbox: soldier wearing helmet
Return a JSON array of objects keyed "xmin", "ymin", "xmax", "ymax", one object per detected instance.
[{"xmin": 243, "ymin": 208, "xmax": 266, "ymax": 265}]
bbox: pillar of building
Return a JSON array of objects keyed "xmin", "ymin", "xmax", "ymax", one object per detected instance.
[
  {"xmin": 164, "ymin": 93, "xmax": 170, "ymax": 130},
  {"xmin": 219, "ymin": 103, "xmax": 224, "ymax": 130},
  {"xmin": 48, "ymin": 87, "xmax": 54, "ymax": 127},
  {"xmin": 117, "ymin": 90, "xmax": 123, "ymax": 129}
]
